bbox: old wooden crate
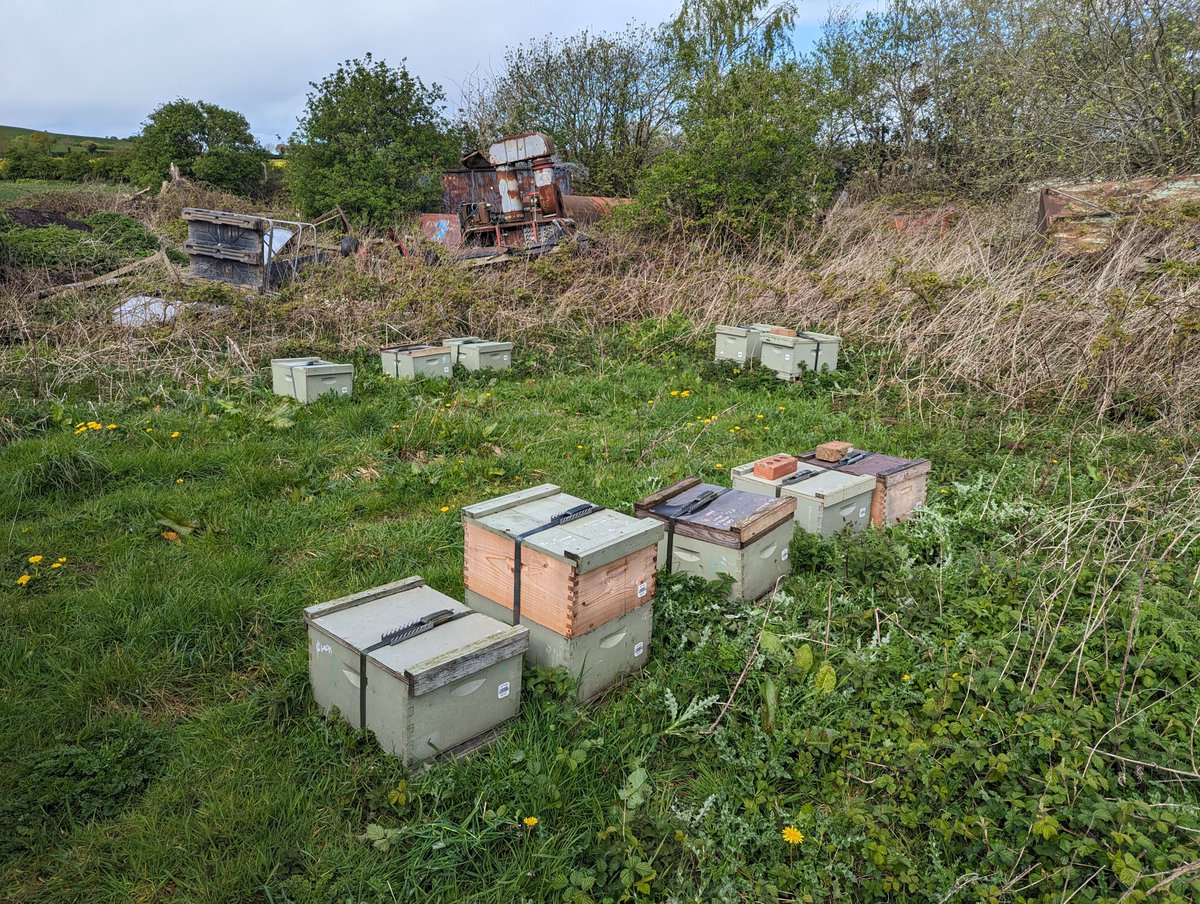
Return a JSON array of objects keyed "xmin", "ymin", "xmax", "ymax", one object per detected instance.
[
  {"xmin": 634, "ymin": 479, "xmax": 796, "ymax": 600},
  {"xmin": 760, "ymin": 331, "xmax": 842, "ymax": 379},
  {"xmin": 467, "ymin": 589, "xmax": 652, "ymax": 702},
  {"xmin": 714, "ymin": 323, "xmax": 784, "ymax": 364},
  {"xmin": 731, "ymin": 462, "xmax": 875, "ymax": 536},
  {"xmin": 304, "ymin": 576, "xmax": 529, "ymax": 764},
  {"xmin": 381, "ymin": 344, "xmax": 453, "ymax": 380},
  {"xmin": 270, "ymin": 358, "xmax": 353, "ymax": 403},
  {"xmin": 457, "ymin": 340, "xmax": 513, "ymax": 372},
  {"xmin": 802, "ymin": 450, "xmax": 931, "ymax": 526},
  {"xmin": 462, "ymin": 485, "xmax": 663, "ymax": 639}
]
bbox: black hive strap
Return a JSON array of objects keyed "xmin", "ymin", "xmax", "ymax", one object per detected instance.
[
  {"xmin": 799, "ymin": 450, "xmax": 874, "ymax": 472},
  {"xmin": 508, "ymin": 502, "xmax": 604, "ymax": 628},
  {"xmin": 653, "ymin": 488, "xmax": 730, "ymax": 574},
  {"xmin": 357, "ymin": 608, "xmax": 471, "ymax": 731},
  {"xmin": 780, "ymin": 468, "xmax": 824, "ymax": 487}
]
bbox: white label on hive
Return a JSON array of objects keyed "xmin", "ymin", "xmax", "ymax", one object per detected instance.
[
  {"xmin": 784, "ymin": 354, "xmax": 792, "ymax": 361},
  {"xmin": 781, "ymin": 547, "xmax": 789, "ymax": 561},
  {"xmin": 314, "ymin": 639, "xmax": 333, "ymax": 656},
  {"xmin": 443, "ymin": 366, "xmax": 450, "ymax": 372},
  {"xmin": 637, "ymin": 581, "xmax": 648, "ymax": 598},
  {"xmin": 633, "ymin": 642, "xmax": 645, "ymax": 658},
  {"xmin": 859, "ymin": 507, "xmax": 867, "ymax": 518},
  {"xmin": 497, "ymin": 682, "xmax": 511, "ymax": 700},
  {"xmin": 737, "ymin": 351, "xmax": 744, "ymax": 358}
]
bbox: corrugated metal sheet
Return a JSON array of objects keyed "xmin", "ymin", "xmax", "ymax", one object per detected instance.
[{"xmin": 1038, "ymin": 175, "xmax": 1200, "ymax": 253}]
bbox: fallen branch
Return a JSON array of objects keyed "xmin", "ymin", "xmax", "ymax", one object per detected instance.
[{"xmin": 37, "ymin": 251, "xmax": 165, "ymax": 299}]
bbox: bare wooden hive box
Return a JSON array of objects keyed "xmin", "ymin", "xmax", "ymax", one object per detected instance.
[
  {"xmin": 304, "ymin": 576, "xmax": 528, "ymax": 764},
  {"xmin": 801, "ymin": 450, "xmax": 931, "ymax": 526},
  {"xmin": 633, "ymin": 479, "xmax": 796, "ymax": 600},
  {"xmin": 461, "ymin": 485, "xmax": 664, "ymax": 639}
]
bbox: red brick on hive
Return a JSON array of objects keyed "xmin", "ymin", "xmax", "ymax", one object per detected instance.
[{"xmin": 754, "ymin": 454, "xmax": 798, "ymax": 481}]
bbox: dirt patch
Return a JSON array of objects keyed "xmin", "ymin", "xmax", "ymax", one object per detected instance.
[{"xmin": 5, "ymin": 207, "xmax": 93, "ymax": 231}]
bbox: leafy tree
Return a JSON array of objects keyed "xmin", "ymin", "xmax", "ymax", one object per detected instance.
[
  {"xmin": 631, "ymin": 61, "xmax": 832, "ymax": 241},
  {"xmin": 127, "ymin": 99, "xmax": 266, "ymax": 193},
  {"xmin": 286, "ymin": 54, "xmax": 459, "ymax": 224},
  {"xmin": 459, "ymin": 26, "xmax": 677, "ymax": 196}
]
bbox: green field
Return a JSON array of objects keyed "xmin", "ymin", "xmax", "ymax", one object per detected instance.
[
  {"xmin": 0, "ymin": 125, "xmax": 128, "ymax": 156},
  {"xmin": 2, "ymin": 331, "xmax": 1197, "ymax": 902},
  {"xmin": 0, "ymin": 179, "xmax": 130, "ymax": 202}
]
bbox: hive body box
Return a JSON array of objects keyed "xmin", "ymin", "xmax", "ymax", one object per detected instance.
[
  {"xmin": 803, "ymin": 451, "xmax": 931, "ymax": 526},
  {"xmin": 462, "ymin": 485, "xmax": 663, "ymax": 637},
  {"xmin": 714, "ymin": 323, "xmax": 785, "ymax": 364},
  {"xmin": 443, "ymin": 337, "xmax": 513, "ymax": 371},
  {"xmin": 731, "ymin": 463, "xmax": 875, "ymax": 536},
  {"xmin": 760, "ymin": 331, "xmax": 841, "ymax": 379},
  {"xmin": 462, "ymin": 485, "xmax": 663, "ymax": 701},
  {"xmin": 467, "ymin": 590, "xmax": 652, "ymax": 702},
  {"xmin": 381, "ymin": 344, "xmax": 453, "ymax": 380},
  {"xmin": 271, "ymin": 358, "xmax": 353, "ymax": 403},
  {"xmin": 634, "ymin": 479, "xmax": 796, "ymax": 601},
  {"xmin": 304, "ymin": 577, "xmax": 528, "ymax": 764}
]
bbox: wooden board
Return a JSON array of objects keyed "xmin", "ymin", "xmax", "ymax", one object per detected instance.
[
  {"xmin": 463, "ymin": 522, "xmax": 657, "ymax": 638},
  {"xmin": 633, "ymin": 480, "xmax": 795, "ymax": 549}
]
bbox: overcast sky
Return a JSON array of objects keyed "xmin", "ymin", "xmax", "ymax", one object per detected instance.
[{"xmin": 3, "ymin": 1, "xmax": 838, "ymax": 144}]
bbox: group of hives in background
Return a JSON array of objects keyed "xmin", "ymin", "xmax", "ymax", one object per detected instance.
[{"xmin": 288, "ymin": 327, "xmax": 930, "ymax": 765}]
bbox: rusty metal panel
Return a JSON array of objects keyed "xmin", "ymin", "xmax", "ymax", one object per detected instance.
[
  {"xmin": 1038, "ymin": 175, "xmax": 1200, "ymax": 253},
  {"xmin": 488, "ymin": 132, "xmax": 555, "ymax": 165},
  {"xmin": 420, "ymin": 214, "xmax": 462, "ymax": 248},
  {"xmin": 560, "ymin": 195, "xmax": 628, "ymax": 224},
  {"xmin": 441, "ymin": 167, "xmax": 572, "ymax": 215}
]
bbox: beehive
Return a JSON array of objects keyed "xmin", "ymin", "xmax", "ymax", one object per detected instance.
[
  {"xmin": 802, "ymin": 450, "xmax": 931, "ymax": 526},
  {"xmin": 633, "ymin": 479, "xmax": 796, "ymax": 601},
  {"xmin": 713, "ymin": 323, "xmax": 785, "ymax": 364},
  {"xmin": 270, "ymin": 358, "xmax": 353, "ymax": 403},
  {"xmin": 466, "ymin": 589, "xmax": 652, "ymax": 702},
  {"xmin": 441, "ymin": 336, "xmax": 483, "ymax": 366},
  {"xmin": 381, "ymin": 344, "xmax": 453, "ymax": 380},
  {"xmin": 760, "ymin": 331, "xmax": 841, "ymax": 379},
  {"xmin": 304, "ymin": 576, "xmax": 528, "ymax": 764},
  {"xmin": 457, "ymin": 340, "xmax": 513, "ymax": 372},
  {"xmin": 731, "ymin": 462, "xmax": 875, "ymax": 536},
  {"xmin": 462, "ymin": 485, "xmax": 663, "ymax": 638}
]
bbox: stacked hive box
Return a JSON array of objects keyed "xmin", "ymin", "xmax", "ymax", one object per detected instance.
[
  {"xmin": 462, "ymin": 485, "xmax": 664, "ymax": 701},
  {"xmin": 304, "ymin": 576, "xmax": 529, "ymax": 764},
  {"xmin": 271, "ymin": 357, "xmax": 354, "ymax": 403},
  {"xmin": 442, "ymin": 337, "xmax": 514, "ymax": 371},
  {"xmin": 633, "ymin": 479, "xmax": 795, "ymax": 601},
  {"xmin": 760, "ymin": 331, "xmax": 842, "ymax": 380},
  {"xmin": 731, "ymin": 461, "xmax": 875, "ymax": 536},
  {"xmin": 800, "ymin": 449, "xmax": 931, "ymax": 526},
  {"xmin": 381, "ymin": 344, "xmax": 453, "ymax": 380},
  {"xmin": 714, "ymin": 323, "xmax": 788, "ymax": 365}
]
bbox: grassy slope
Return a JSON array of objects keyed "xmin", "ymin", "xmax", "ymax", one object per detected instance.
[
  {"xmin": 0, "ymin": 125, "xmax": 128, "ymax": 156},
  {"xmin": 0, "ymin": 180, "xmax": 128, "ymax": 202},
  {"xmin": 1, "ymin": 332, "xmax": 1197, "ymax": 902}
]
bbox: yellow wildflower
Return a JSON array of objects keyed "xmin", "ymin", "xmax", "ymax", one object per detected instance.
[
  {"xmin": 940, "ymin": 488, "xmax": 949, "ymax": 494},
  {"xmin": 75, "ymin": 422, "xmax": 85, "ymax": 429},
  {"xmin": 576, "ymin": 444, "xmax": 584, "ymax": 449},
  {"xmin": 440, "ymin": 506, "xmax": 450, "ymax": 513},
  {"xmin": 27, "ymin": 555, "xmax": 43, "ymax": 564},
  {"xmin": 680, "ymin": 390, "xmax": 691, "ymax": 397},
  {"xmin": 171, "ymin": 431, "xmax": 181, "ymax": 439},
  {"xmin": 50, "ymin": 562, "xmax": 62, "ymax": 569},
  {"xmin": 902, "ymin": 674, "xmax": 911, "ymax": 682},
  {"xmin": 778, "ymin": 406, "xmax": 786, "ymax": 411},
  {"xmin": 16, "ymin": 574, "xmax": 31, "ymax": 586},
  {"xmin": 107, "ymin": 424, "xmax": 117, "ymax": 430},
  {"xmin": 146, "ymin": 428, "xmax": 153, "ymax": 433},
  {"xmin": 56, "ymin": 557, "xmax": 66, "ymax": 564},
  {"xmin": 756, "ymin": 414, "xmax": 764, "ymax": 419},
  {"xmin": 646, "ymin": 399, "xmax": 654, "ymax": 405},
  {"xmin": 714, "ymin": 463, "xmax": 724, "ymax": 469},
  {"xmin": 523, "ymin": 816, "xmax": 539, "ymax": 827},
  {"xmin": 782, "ymin": 826, "xmax": 804, "ymax": 845},
  {"xmin": 671, "ymin": 390, "xmax": 680, "ymax": 396},
  {"xmin": 176, "ymin": 479, "xmax": 184, "ymax": 484}
]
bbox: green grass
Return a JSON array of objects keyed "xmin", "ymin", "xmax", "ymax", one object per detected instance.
[
  {"xmin": 0, "ymin": 179, "xmax": 129, "ymax": 202},
  {"xmin": 0, "ymin": 125, "xmax": 128, "ymax": 157},
  {"xmin": 1, "ymin": 333, "xmax": 1198, "ymax": 903}
]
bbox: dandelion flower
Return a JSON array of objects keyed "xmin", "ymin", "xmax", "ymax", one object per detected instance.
[
  {"xmin": 522, "ymin": 816, "xmax": 539, "ymax": 827},
  {"xmin": 485, "ymin": 392, "xmax": 492, "ymax": 397},
  {"xmin": 671, "ymin": 390, "xmax": 680, "ymax": 396},
  {"xmin": 782, "ymin": 826, "xmax": 804, "ymax": 845},
  {"xmin": 440, "ymin": 506, "xmax": 450, "ymax": 513},
  {"xmin": 646, "ymin": 400, "xmax": 654, "ymax": 405},
  {"xmin": 680, "ymin": 390, "xmax": 691, "ymax": 397},
  {"xmin": 714, "ymin": 463, "xmax": 724, "ymax": 469},
  {"xmin": 940, "ymin": 488, "xmax": 949, "ymax": 494},
  {"xmin": 16, "ymin": 574, "xmax": 31, "ymax": 586},
  {"xmin": 171, "ymin": 431, "xmax": 181, "ymax": 439},
  {"xmin": 146, "ymin": 428, "xmax": 153, "ymax": 433},
  {"xmin": 902, "ymin": 674, "xmax": 911, "ymax": 682},
  {"xmin": 75, "ymin": 423, "xmax": 85, "ymax": 429},
  {"xmin": 56, "ymin": 557, "xmax": 67, "ymax": 564},
  {"xmin": 734, "ymin": 426, "xmax": 741, "ymax": 431},
  {"xmin": 756, "ymin": 414, "xmax": 764, "ymax": 419},
  {"xmin": 778, "ymin": 406, "xmax": 786, "ymax": 411},
  {"xmin": 176, "ymin": 478, "xmax": 185, "ymax": 484},
  {"xmin": 27, "ymin": 555, "xmax": 43, "ymax": 564},
  {"xmin": 50, "ymin": 562, "xmax": 62, "ymax": 569},
  {"xmin": 107, "ymin": 424, "xmax": 117, "ymax": 430}
]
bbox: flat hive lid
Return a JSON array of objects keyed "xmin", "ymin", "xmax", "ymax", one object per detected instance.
[
  {"xmin": 634, "ymin": 479, "xmax": 795, "ymax": 548},
  {"xmin": 443, "ymin": 336, "xmax": 484, "ymax": 345},
  {"xmin": 805, "ymin": 451, "xmax": 930, "ymax": 478},
  {"xmin": 778, "ymin": 469, "xmax": 875, "ymax": 505},
  {"xmin": 272, "ymin": 356, "xmax": 323, "ymax": 366},
  {"xmin": 463, "ymin": 341, "xmax": 513, "ymax": 352},
  {"xmin": 800, "ymin": 331, "xmax": 841, "ymax": 343},
  {"xmin": 292, "ymin": 361, "xmax": 351, "ymax": 376},
  {"xmin": 463, "ymin": 485, "xmax": 663, "ymax": 570},
  {"xmin": 305, "ymin": 580, "xmax": 526, "ymax": 687},
  {"xmin": 761, "ymin": 332, "xmax": 806, "ymax": 348}
]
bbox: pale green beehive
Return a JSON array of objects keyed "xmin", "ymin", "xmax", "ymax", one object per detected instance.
[
  {"xmin": 466, "ymin": 589, "xmax": 652, "ymax": 702},
  {"xmin": 304, "ymin": 576, "xmax": 528, "ymax": 765},
  {"xmin": 458, "ymin": 340, "xmax": 513, "ymax": 372},
  {"xmin": 633, "ymin": 480, "xmax": 796, "ymax": 601},
  {"xmin": 270, "ymin": 357, "xmax": 353, "ymax": 403},
  {"xmin": 441, "ymin": 336, "xmax": 484, "ymax": 366},
  {"xmin": 760, "ymin": 331, "xmax": 841, "ymax": 379},
  {"xmin": 731, "ymin": 463, "xmax": 875, "ymax": 536},
  {"xmin": 714, "ymin": 323, "xmax": 784, "ymax": 364},
  {"xmin": 381, "ymin": 344, "xmax": 453, "ymax": 380}
]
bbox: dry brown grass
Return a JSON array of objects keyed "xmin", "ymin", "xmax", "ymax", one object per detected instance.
[{"xmin": 2, "ymin": 191, "xmax": 1198, "ymax": 428}]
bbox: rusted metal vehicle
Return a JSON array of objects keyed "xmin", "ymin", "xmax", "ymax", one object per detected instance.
[
  {"xmin": 420, "ymin": 132, "xmax": 626, "ymax": 263},
  {"xmin": 1037, "ymin": 175, "xmax": 1200, "ymax": 253}
]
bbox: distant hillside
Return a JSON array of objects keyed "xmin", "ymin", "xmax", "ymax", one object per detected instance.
[{"xmin": 0, "ymin": 125, "xmax": 129, "ymax": 155}]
